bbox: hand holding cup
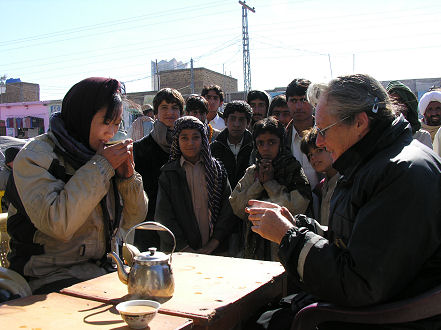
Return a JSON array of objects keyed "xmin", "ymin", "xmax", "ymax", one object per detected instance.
[
  {"xmin": 245, "ymin": 200, "xmax": 296, "ymax": 244},
  {"xmin": 97, "ymin": 139, "xmax": 134, "ymax": 178}
]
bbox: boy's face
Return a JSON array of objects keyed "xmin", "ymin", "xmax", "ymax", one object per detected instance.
[
  {"xmin": 225, "ymin": 111, "xmax": 248, "ymax": 140},
  {"xmin": 204, "ymin": 90, "xmax": 223, "ymax": 113},
  {"xmin": 272, "ymin": 105, "xmax": 292, "ymax": 127},
  {"xmin": 157, "ymin": 100, "xmax": 181, "ymax": 128},
  {"xmin": 287, "ymin": 95, "xmax": 313, "ymax": 123},
  {"xmin": 249, "ymin": 98, "xmax": 267, "ymax": 123},
  {"xmin": 255, "ymin": 132, "xmax": 280, "ymax": 161},
  {"xmin": 307, "ymin": 147, "xmax": 334, "ymax": 173},
  {"xmin": 187, "ymin": 110, "xmax": 207, "ymax": 123},
  {"xmin": 179, "ymin": 128, "xmax": 202, "ymax": 164}
]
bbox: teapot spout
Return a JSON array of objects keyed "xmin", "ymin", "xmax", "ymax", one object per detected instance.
[{"xmin": 107, "ymin": 252, "xmax": 128, "ymax": 285}]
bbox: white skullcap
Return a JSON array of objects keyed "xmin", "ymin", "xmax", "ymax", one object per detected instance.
[{"xmin": 418, "ymin": 91, "xmax": 441, "ymax": 116}]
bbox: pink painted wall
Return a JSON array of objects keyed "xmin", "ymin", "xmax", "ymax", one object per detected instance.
[{"xmin": 0, "ymin": 101, "xmax": 50, "ymax": 132}]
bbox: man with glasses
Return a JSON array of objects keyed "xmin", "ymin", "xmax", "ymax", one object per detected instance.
[
  {"xmin": 285, "ymin": 78, "xmax": 319, "ymax": 215},
  {"xmin": 201, "ymin": 84, "xmax": 226, "ymax": 131},
  {"xmin": 248, "ymin": 74, "xmax": 441, "ymax": 329}
]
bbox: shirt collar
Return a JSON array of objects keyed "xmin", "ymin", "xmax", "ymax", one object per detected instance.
[
  {"xmin": 227, "ymin": 136, "xmax": 244, "ymax": 147},
  {"xmin": 180, "ymin": 155, "xmax": 203, "ymax": 167}
]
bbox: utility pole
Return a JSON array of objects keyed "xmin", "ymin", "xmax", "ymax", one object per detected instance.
[
  {"xmin": 155, "ymin": 59, "xmax": 160, "ymax": 91},
  {"xmin": 190, "ymin": 58, "xmax": 195, "ymax": 94},
  {"xmin": 328, "ymin": 54, "xmax": 333, "ymax": 79},
  {"xmin": 239, "ymin": 1, "xmax": 254, "ymax": 98},
  {"xmin": 353, "ymin": 54, "xmax": 355, "ymax": 73},
  {"xmin": 0, "ymin": 75, "xmax": 6, "ymax": 104}
]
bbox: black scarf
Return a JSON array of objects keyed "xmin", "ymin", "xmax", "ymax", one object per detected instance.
[{"xmin": 49, "ymin": 112, "xmax": 95, "ymax": 170}]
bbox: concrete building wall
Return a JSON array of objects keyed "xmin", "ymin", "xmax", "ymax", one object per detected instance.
[
  {"xmin": 381, "ymin": 77, "xmax": 441, "ymax": 100},
  {"xmin": 159, "ymin": 67, "xmax": 237, "ymax": 95},
  {"xmin": 1, "ymin": 82, "xmax": 40, "ymax": 103}
]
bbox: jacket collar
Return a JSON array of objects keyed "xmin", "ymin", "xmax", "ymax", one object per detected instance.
[
  {"xmin": 333, "ymin": 116, "xmax": 412, "ymax": 181},
  {"xmin": 215, "ymin": 128, "xmax": 253, "ymax": 148}
]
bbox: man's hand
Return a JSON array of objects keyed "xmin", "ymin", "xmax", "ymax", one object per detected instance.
[{"xmin": 246, "ymin": 200, "xmax": 295, "ymax": 244}]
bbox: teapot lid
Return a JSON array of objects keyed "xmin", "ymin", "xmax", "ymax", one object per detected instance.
[{"xmin": 135, "ymin": 247, "xmax": 169, "ymax": 264}]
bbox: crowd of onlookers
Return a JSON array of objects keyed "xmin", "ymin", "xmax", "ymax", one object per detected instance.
[
  {"xmin": 124, "ymin": 79, "xmax": 441, "ymax": 260},
  {"xmin": 2, "ymin": 75, "xmax": 441, "ymax": 329}
]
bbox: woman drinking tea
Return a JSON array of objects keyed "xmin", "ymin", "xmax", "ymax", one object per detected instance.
[{"xmin": 7, "ymin": 77, "xmax": 148, "ymax": 294}]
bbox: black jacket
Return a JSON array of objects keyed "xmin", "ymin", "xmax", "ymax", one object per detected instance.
[
  {"xmin": 279, "ymin": 117, "xmax": 441, "ymax": 314},
  {"xmin": 133, "ymin": 134, "xmax": 169, "ymax": 220},
  {"xmin": 210, "ymin": 129, "xmax": 253, "ymax": 189}
]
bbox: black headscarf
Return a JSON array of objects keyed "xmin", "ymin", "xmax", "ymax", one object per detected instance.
[
  {"xmin": 60, "ymin": 77, "xmax": 122, "ymax": 148},
  {"xmin": 49, "ymin": 77, "xmax": 122, "ymax": 169}
]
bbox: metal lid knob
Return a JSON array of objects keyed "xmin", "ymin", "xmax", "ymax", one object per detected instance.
[{"xmin": 148, "ymin": 247, "xmax": 157, "ymax": 256}]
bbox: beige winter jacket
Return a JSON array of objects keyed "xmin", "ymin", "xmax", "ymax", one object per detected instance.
[{"xmin": 10, "ymin": 132, "xmax": 148, "ymax": 291}]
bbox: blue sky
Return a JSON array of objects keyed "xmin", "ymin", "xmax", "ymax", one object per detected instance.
[{"xmin": 1, "ymin": 0, "xmax": 441, "ymax": 100}]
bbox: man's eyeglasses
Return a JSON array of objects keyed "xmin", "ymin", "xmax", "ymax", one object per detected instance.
[{"xmin": 315, "ymin": 116, "xmax": 350, "ymax": 138}]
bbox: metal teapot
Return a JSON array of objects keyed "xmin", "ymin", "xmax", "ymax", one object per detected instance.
[{"xmin": 107, "ymin": 221, "xmax": 176, "ymax": 302}]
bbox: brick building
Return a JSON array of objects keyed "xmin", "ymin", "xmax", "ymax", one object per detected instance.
[
  {"xmin": 0, "ymin": 81, "xmax": 40, "ymax": 103},
  {"xmin": 159, "ymin": 67, "xmax": 237, "ymax": 95}
]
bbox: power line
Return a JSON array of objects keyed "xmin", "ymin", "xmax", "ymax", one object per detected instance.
[
  {"xmin": 1, "ymin": 7, "xmax": 237, "ymax": 53},
  {"xmin": 0, "ymin": 1, "xmax": 227, "ymax": 47}
]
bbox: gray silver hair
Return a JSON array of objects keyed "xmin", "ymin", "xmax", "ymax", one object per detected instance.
[{"xmin": 308, "ymin": 74, "xmax": 396, "ymax": 125}]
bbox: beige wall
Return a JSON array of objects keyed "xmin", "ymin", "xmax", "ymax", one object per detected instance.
[{"xmin": 159, "ymin": 68, "xmax": 237, "ymax": 95}]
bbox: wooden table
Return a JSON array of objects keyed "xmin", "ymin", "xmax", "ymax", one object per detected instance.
[
  {"xmin": 61, "ymin": 252, "xmax": 287, "ymax": 329},
  {"xmin": 0, "ymin": 292, "xmax": 193, "ymax": 329}
]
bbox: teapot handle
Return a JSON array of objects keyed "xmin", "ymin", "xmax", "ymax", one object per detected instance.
[{"xmin": 124, "ymin": 221, "xmax": 176, "ymax": 263}]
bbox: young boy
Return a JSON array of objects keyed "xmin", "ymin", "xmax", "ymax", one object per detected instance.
[
  {"xmin": 155, "ymin": 116, "xmax": 234, "ymax": 254},
  {"xmin": 300, "ymin": 128, "xmax": 339, "ymax": 226},
  {"xmin": 210, "ymin": 100, "xmax": 253, "ymax": 190},
  {"xmin": 247, "ymin": 90, "xmax": 271, "ymax": 130},
  {"xmin": 268, "ymin": 94, "xmax": 292, "ymax": 127},
  {"xmin": 201, "ymin": 85, "xmax": 225, "ymax": 131},
  {"xmin": 210, "ymin": 100, "xmax": 253, "ymax": 256},
  {"xmin": 185, "ymin": 95, "xmax": 220, "ymax": 142},
  {"xmin": 133, "ymin": 88, "xmax": 184, "ymax": 250}
]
